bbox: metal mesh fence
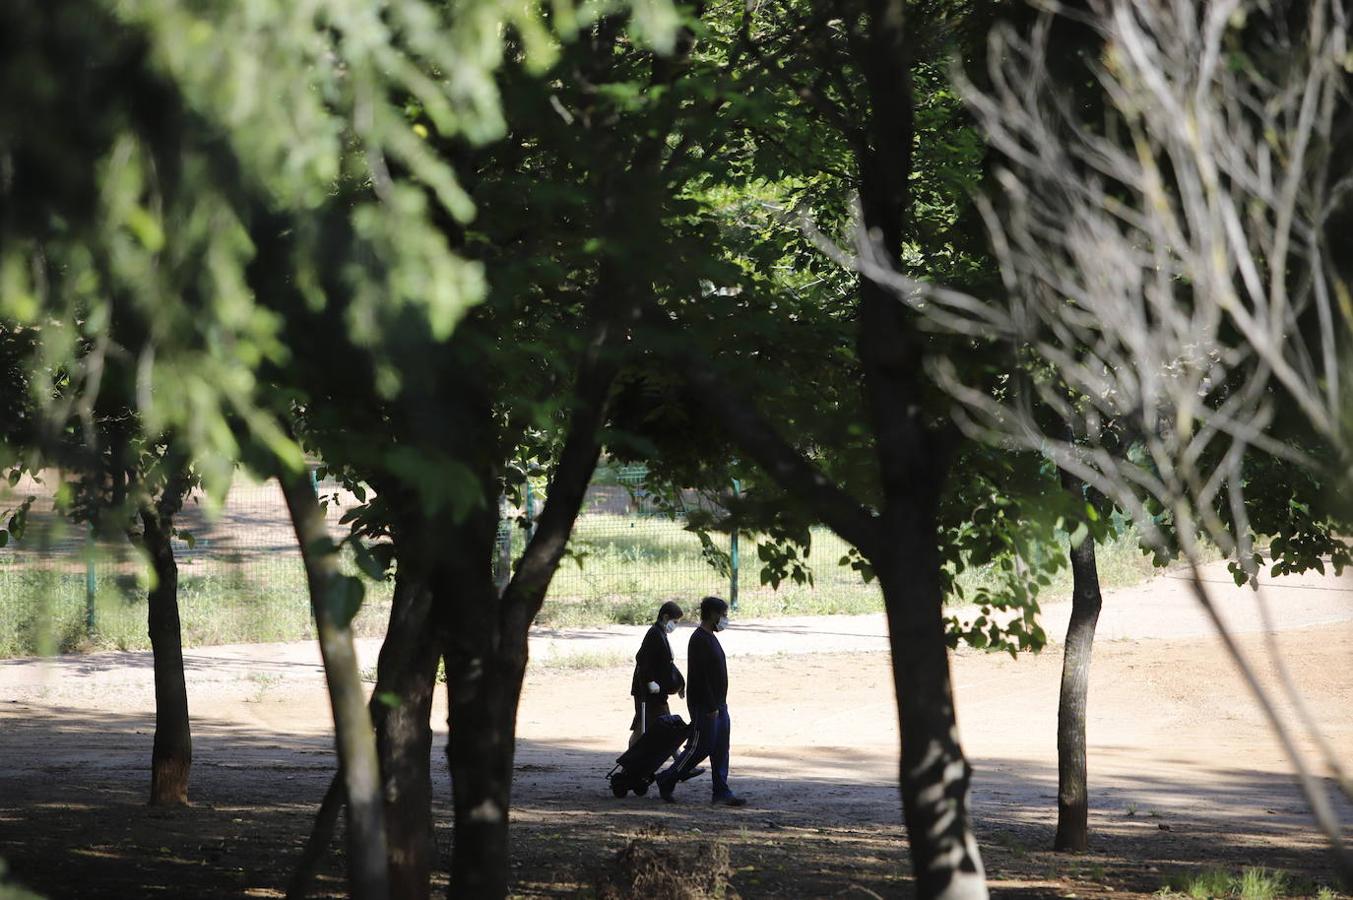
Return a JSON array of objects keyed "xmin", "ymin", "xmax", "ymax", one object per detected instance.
[
  {"xmin": 0, "ymin": 466, "xmax": 881, "ymax": 658},
  {"xmin": 0, "ymin": 474, "xmax": 388, "ymax": 657},
  {"xmin": 524, "ymin": 467, "xmax": 735, "ymax": 627}
]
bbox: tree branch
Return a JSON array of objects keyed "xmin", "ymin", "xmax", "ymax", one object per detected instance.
[
  {"xmin": 683, "ymin": 351, "xmax": 881, "ymax": 558},
  {"xmin": 500, "ymin": 314, "xmax": 620, "ymax": 638}
]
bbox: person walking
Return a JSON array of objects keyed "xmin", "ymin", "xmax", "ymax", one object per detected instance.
[
  {"xmin": 629, "ymin": 601, "xmax": 687, "ymax": 748},
  {"xmin": 655, "ymin": 596, "xmax": 746, "ymax": 806}
]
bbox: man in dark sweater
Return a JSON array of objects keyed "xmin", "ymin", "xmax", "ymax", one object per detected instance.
[{"xmin": 655, "ymin": 596, "xmax": 747, "ymax": 806}]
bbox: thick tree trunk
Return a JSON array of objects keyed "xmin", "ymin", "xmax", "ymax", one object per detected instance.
[
  {"xmin": 441, "ymin": 509, "xmax": 514, "ymax": 898},
  {"xmin": 850, "ymin": 0, "xmax": 989, "ymax": 891},
  {"xmin": 445, "ymin": 654, "xmax": 522, "ymax": 899},
  {"xmin": 375, "ymin": 569, "xmax": 441, "ymax": 900},
  {"xmin": 1055, "ymin": 530, "xmax": 1102, "ymax": 851},
  {"xmin": 441, "ymin": 308, "xmax": 618, "ymax": 895},
  {"xmin": 280, "ymin": 471, "xmax": 389, "ymax": 900},
  {"xmin": 877, "ymin": 514, "xmax": 988, "ymax": 900},
  {"xmin": 142, "ymin": 507, "xmax": 191, "ymax": 807}
]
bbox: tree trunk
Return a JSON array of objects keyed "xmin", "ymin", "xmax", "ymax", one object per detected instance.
[
  {"xmin": 851, "ymin": 0, "xmax": 989, "ymax": 884},
  {"xmin": 440, "ymin": 319, "xmax": 617, "ymax": 895},
  {"xmin": 284, "ymin": 567, "xmax": 440, "ymax": 900},
  {"xmin": 445, "ymin": 652, "xmax": 523, "ymax": 899},
  {"xmin": 285, "ymin": 776, "xmax": 344, "ymax": 900},
  {"xmin": 441, "ymin": 509, "xmax": 515, "ymax": 898},
  {"xmin": 1055, "ymin": 530, "xmax": 1102, "ymax": 851},
  {"xmin": 374, "ymin": 569, "xmax": 441, "ymax": 900},
  {"xmin": 142, "ymin": 506, "xmax": 191, "ymax": 807},
  {"xmin": 876, "ymin": 512, "xmax": 988, "ymax": 900},
  {"xmin": 280, "ymin": 471, "xmax": 389, "ymax": 900}
]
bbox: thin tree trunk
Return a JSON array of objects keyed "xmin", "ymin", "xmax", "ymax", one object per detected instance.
[
  {"xmin": 280, "ymin": 470, "xmax": 389, "ymax": 900},
  {"xmin": 285, "ymin": 775, "xmax": 344, "ymax": 900},
  {"xmin": 375, "ymin": 569, "xmax": 441, "ymax": 900},
  {"xmin": 142, "ymin": 505, "xmax": 190, "ymax": 807},
  {"xmin": 1054, "ymin": 529, "xmax": 1102, "ymax": 851}
]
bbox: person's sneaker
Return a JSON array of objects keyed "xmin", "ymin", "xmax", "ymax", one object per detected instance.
[
  {"xmin": 678, "ymin": 766, "xmax": 706, "ymax": 782},
  {"xmin": 712, "ymin": 794, "xmax": 747, "ymax": 807}
]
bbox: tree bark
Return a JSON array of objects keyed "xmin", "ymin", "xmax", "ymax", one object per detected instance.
[
  {"xmin": 444, "ymin": 650, "xmax": 521, "ymax": 898},
  {"xmin": 284, "ymin": 567, "xmax": 440, "ymax": 900},
  {"xmin": 441, "ymin": 508, "xmax": 513, "ymax": 898},
  {"xmin": 438, "ymin": 25, "xmax": 708, "ymax": 885},
  {"xmin": 285, "ymin": 775, "xmax": 344, "ymax": 900},
  {"xmin": 852, "ymin": 0, "xmax": 988, "ymax": 893},
  {"xmin": 442, "ymin": 281, "xmax": 630, "ymax": 895},
  {"xmin": 280, "ymin": 470, "xmax": 389, "ymax": 900},
  {"xmin": 141, "ymin": 499, "xmax": 191, "ymax": 807},
  {"xmin": 440, "ymin": 346, "xmax": 619, "ymax": 896},
  {"xmin": 374, "ymin": 569, "xmax": 441, "ymax": 900},
  {"xmin": 1054, "ymin": 528, "xmax": 1102, "ymax": 851},
  {"xmin": 877, "ymin": 510, "xmax": 988, "ymax": 899}
]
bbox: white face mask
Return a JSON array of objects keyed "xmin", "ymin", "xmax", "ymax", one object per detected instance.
[
  {"xmin": 663, "ymin": 620, "xmax": 677, "ymax": 634},
  {"xmin": 715, "ymin": 616, "xmax": 729, "ymax": 632}
]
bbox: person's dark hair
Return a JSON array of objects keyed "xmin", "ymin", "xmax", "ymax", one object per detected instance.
[
  {"xmin": 698, "ymin": 596, "xmax": 728, "ymax": 621},
  {"xmin": 657, "ymin": 601, "xmax": 684, "ymax": 623}
]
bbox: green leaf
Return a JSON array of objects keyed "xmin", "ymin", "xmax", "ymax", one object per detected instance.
[
  {"xmin": 326, "ymin": 574, "xmax": 365, "ymax": 628},
  {"xmin": 125, "ymin": 205, "xmax": 165, "ymax": 252},
  {"xmin": 352, "ymin": 540, "xmax": 389, "ymax": 581}
]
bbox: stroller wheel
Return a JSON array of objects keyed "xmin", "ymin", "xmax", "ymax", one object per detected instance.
[
  {"xmin": 634, "ymin": 782, "xmax": 649, "ymax": 797},
  {"xmin": 611, "ymin": 780, "xmax": 628, "ymax": 798}
]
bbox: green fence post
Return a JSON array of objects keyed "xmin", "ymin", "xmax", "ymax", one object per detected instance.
[
  {"xmin": 729, "ymin": 478, "xmax": 741, "ymax": 613},
  {"xmin": 84, "ymin": 526, "xmax": 97, "ymax": 637}
]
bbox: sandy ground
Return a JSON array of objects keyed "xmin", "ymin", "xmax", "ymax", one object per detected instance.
[{"xmin": 0, "ymin": 560, "xmax": 1351, "ymax": 897}]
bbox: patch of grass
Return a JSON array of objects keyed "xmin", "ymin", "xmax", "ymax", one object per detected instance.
[
  {"xmin": 1, "ymin": 511, "xmax": 1214, "ymax": 657},
  {"xmin": 0, "ymin": 855, "xmax": 43, "ymax": 899},
  {"xmin": 986, "ymin": 830, "xmax": 1030, "ymax": 858},
  {"xmin": 0, "ymin": 549, "xmax": 392, "ymax": 658},
  {"xmin": 245, "ymin": 672, "xmax": 281, "ymax": 704},
  {"xmin": 540, "ymin": 519, "xmax": 1206, "ymax": 630},
  {"xmin": 539, "ymin": 519, "xmax": 884, "ymax": 629},
  {"xmin": 1239, "ymin": 869, "xmax": 1289, "ymax": 900},
  {"xmin": 533, "ymin": 649, "xmax": 631, "ymax": 671},
  {"xmin": 1159, "ymin": 867, "xmax": 1298, "ymax": 900}
]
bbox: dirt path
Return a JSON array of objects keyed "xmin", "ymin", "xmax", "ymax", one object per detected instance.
[{"xmin": 0, "ymin": 562, "xmax": 1351, "ymax": 898}]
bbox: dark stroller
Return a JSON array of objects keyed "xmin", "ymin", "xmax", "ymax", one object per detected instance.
[{"xmin": 607, "ymin": 713, "xmax": 692, "ymax": 797}]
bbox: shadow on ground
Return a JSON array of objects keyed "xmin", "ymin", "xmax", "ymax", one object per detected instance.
[{"xmin": 0, "ymin": 706, "xmax": 1346, "ymax": 898}]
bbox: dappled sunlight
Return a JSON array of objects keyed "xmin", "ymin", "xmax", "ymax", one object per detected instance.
[{"xmin": 1, "ymin": 654, "xmax": 1349, "ymax": 899}]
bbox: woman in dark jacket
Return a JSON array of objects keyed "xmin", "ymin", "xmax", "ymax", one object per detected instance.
[{"xmin": 629, "ymin": 601, "xmax": 686, "ymax": 747}]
